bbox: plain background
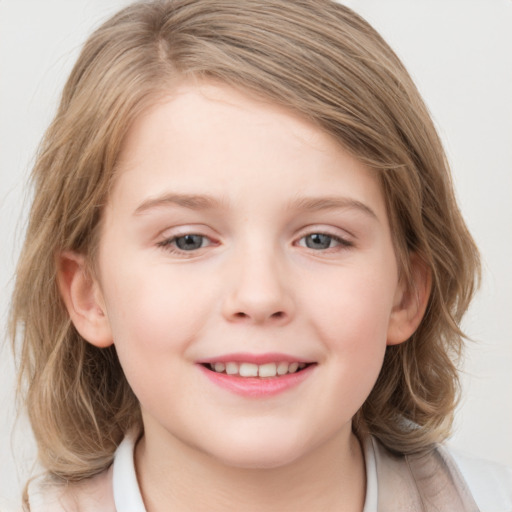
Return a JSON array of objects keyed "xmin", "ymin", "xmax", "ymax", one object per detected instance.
[{"xmin": 1, "ymin": 0, "xmax": 511, "ymax": 509}]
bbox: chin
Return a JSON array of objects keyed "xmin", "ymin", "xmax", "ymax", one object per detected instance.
[
  {"xmin": 200, "ymin": 429, "xmax": 314, "ymax": 470},
  {"xmin": 214, "ymin": 447, "xmax": 304, "ymax": 470}
]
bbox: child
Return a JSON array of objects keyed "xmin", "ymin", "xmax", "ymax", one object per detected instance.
[{"xmin": 8, "ymin": 0, "xmax": 511, "ymax": 510}]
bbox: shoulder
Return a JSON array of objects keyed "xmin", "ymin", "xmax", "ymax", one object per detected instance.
[
  {"xmin": 369, "ymin": 437, "xmax": 512, "ymax": 511},
  {"xmin": 26, "ymin": 432, "xmax": 143, "ymax": 512},
  {"xmin": 27, "ymin": 466, "xmax": 115, "ymax": 512},
  {"xmin": 446, "ymin": 446, "xmax": 512, "ymax": 512}
]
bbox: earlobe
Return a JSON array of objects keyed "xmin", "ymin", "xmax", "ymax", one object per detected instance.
[
  {"xmin": 57, "ymin": 251, "xmax": 113, "ymax": 348},
  {"xmin": 387, "ymin": 252, "xmax": 432, "ymax": 346}
]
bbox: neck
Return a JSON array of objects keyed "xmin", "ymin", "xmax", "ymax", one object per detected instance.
[{"xmin": 135, "ymin": 423, "xmax": 366, "ymax": 512}]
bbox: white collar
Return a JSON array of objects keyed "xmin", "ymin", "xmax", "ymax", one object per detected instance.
[
  {"xmin": 363, "ymin": 437, "xmax": 378, "ymax": 512},
  {"xmin": 112, "ymin": 433, "xmax": 378, "ymax": 512},
  {"xmin": 112, "ymin": 432, "xmax": 147, "ymax": 512}
]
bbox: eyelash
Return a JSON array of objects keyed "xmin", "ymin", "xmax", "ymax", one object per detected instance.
[
  {"xmin": 157, "ymin": 234, "xmax": 214, "ymax": 256},
  {"xmin": 296, "ymin": 232, "xmax": 353, "ymax": 251},
  {"xmin": 157, "ymin": 231, "xmax": 353, "ymax": 256}
]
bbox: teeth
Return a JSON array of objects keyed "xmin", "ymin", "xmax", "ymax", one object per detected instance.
[
  {"xmin": 239, "ymin": 363, "xmax": 258, "ymax": 377},
  {"xmin": 214, "ymin": 362, "xmax": 225, "ymax": 373},
  {"xmin": 225, "ymin": 362, "xmax": 238, "ymax": 375},
  {"xmin": 258, "ymin": 363, "xmax": 277, "ymax": 378},
  {"xmin": 208, "ymin": 361, "xmax": 308, "ymax": 378},
  {"xmin": 277, "ymin": 362, "xmax": 289, "ymax": 375},
  {"xmin": 288, "ymin": 362, "xmax": 299, "ymax": 373}
]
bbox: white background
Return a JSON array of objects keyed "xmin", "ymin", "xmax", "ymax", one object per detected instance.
[{"xmin": 1, "ymin": 0, "xmax": 511, "ymax": 509}]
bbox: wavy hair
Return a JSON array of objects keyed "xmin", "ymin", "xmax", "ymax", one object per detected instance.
[{"xmin": 10, "ymin": 0, "xmax": 480, "ymax": 483}]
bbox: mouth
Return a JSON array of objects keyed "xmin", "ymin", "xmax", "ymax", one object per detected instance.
[
  {"xmin": 201, "ymin": 361, "xmax": 314, "ymax": 378},
  {"xmin": 197, "ymin": 356, "xmax": 317, "ymax": 397}
]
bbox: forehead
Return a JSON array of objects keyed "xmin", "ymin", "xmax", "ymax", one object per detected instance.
[
  {"xmin": 118, "ymin": 82, "xmax": 339, "ymax": 170},
  {"xmin": 110, "ymin": 81, "xmax": 387, "ymax": 220}
]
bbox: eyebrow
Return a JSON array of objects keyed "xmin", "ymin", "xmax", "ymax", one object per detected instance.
[
  {"xmin": 133, "ymin": 192, "xmax": 377, "ymax": 220},
  {"xmin": 289, "ymin": 196, "xmax": 378, "ymax": 220},
  {"xmin": 134, "ymin": 193, "xmax": 224, "ymax": 215}
]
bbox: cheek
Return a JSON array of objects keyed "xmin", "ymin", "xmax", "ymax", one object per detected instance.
[
  {"xmin": 99, "ymin": 262, "xmax": 212, "ymax": 410},
  {"xmin": 307, "ymin": 269, "xmax": 396, "ymax": 342},
  {"xmin": 302, "ymin": 265, "xmax": 397, "ymax": 391},
  {"xmin": 100, "ymin": 256, "xmax": 213, "ymax": 359}
]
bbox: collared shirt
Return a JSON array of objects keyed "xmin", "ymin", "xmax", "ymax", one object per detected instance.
[
  {"xmin": 28, "ymin": 433, "xmax": 512, "ymax": 511},
  {"xmin": 111, "ymin": 434, "xmax": 512, "ymax": 512}
]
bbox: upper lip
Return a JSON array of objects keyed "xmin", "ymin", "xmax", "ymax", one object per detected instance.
[{"xmin": 197, "ymin": 352, "xmax": 313, "ymax": 365}]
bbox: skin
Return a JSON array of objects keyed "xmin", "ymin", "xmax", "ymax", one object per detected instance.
[{"xmin": 59, "ymin": 82, "xmax": 429, "ymax": 511}]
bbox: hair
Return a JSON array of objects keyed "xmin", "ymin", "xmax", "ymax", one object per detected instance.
[{"xmin": 10, "ymin": 0, "xmax": 480, "ymax": 484}]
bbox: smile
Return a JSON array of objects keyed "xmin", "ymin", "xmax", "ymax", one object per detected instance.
[
  {"xmin": 205, "ymin": 361, "xmax": 309, "ymax": 378},
  {"xmin": 198, "ymin": 355, "xmax": 317, "ymax": 397}
]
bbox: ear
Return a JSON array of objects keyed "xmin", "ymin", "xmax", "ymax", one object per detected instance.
[
  {"xmin": 387, "ymin": 252, "xmax": 432, "ymax": 346},
  {"xmin": 57, "ymin": 251, "xmax": 113, "ymax": 348}
]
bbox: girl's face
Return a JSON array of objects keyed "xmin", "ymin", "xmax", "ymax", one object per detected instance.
[{"xmin": 92, "ymin": 82, "xmax": 408, "ymax": 468}]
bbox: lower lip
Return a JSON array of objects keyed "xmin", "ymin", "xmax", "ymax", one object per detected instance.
[{"xmin": 198, "ymin": 364, "xmax": 316, "ymax": 397}]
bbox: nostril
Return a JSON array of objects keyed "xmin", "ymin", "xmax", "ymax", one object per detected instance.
[{"xmin": 232, "ymin": 311, "xmax": 285, "ymax": 321}]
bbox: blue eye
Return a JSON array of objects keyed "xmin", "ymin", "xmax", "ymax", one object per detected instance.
[
  {"xmin": 158, "ymin": 234, "xmax": 211, "ymax": 253},
  {"xmin": 299, "ymin": 233, "xmax": 350, "ymax": 250},
  {"xmin": 173, "ymin": 234, "xmax": 208, "ymax": 250}
]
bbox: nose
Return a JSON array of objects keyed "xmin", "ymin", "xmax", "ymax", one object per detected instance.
[{"xmin": 221, "ymin": 247, "xmax": 294, "ymax": 326}]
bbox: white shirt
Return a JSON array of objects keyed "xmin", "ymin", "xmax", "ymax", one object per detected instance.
[{"xmin": 111, "ymin": 434, "xmax": 512, "ymax": 511}]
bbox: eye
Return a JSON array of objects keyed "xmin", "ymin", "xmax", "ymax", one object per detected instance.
[
  {"xmin": 298, "ymin": 233, "xmax": 351, "ymax": 250},
  {"xmin": 174, "ymin": 234, "xmax": 208, "ymax": 250},
  {"xmin": 158, "ymin": 234, "xmax": 212, "ymax": 252}
]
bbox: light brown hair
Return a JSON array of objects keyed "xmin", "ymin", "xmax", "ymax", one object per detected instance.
[{"xmin": 10, "ymin": 0, "xmax": 480, "ymax": 483}]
